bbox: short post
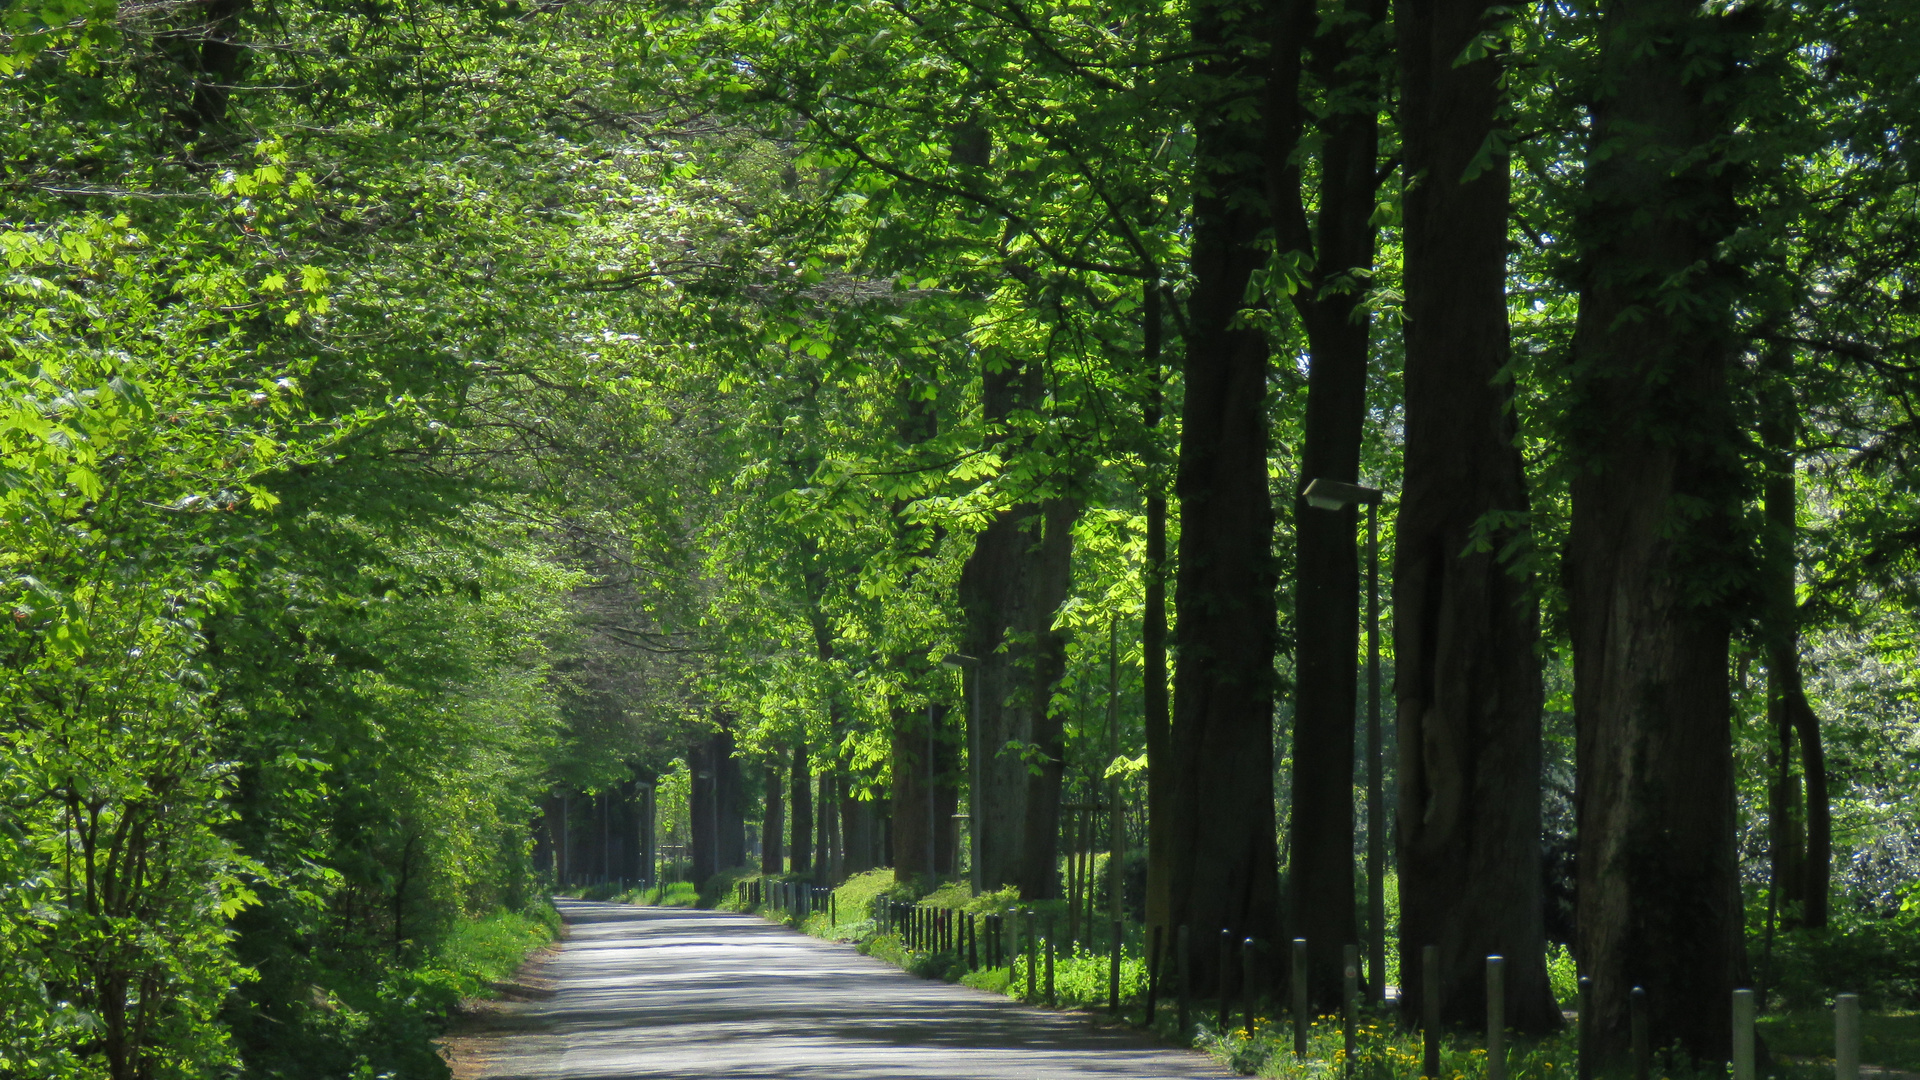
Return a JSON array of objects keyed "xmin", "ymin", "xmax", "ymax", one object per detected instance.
[
  {"xmin": 1488, "ymin": 956, "xmax": 1507, "ymax": 1080},
  {"xmin": 1733, "ymin": 989, "xmax": 1757, "ymax": 1080},
  {"xmin": 1293, "ymin": 938, "xmax": 1309, "ymax": 1057},
  {"xmin": 1242, "ymin": 937, "xmax": 1257, "ymax": 1038},
  {"xmin": 1110, "ymin": 920, "xmax": 1124, "ymax": 1014},
  {"xmin": 1178, "ymin": 925, "xmax": 1192, "ymax": 1036},
  {"xmin": 1026, "ymin": 911, "xmax": 1038, "ymax": 1003},
  {"xmin": 1345, "ymin": 944, "xmax": 1360, "ymax": 1077},
  {"xmin": 1631, "ymin": 987, "xmax": 1649, "ymax": 1080},
  {"xmin": 970, "ymin": 914, "xmax": 980, "ymax": 969},
  {"xmin": 1046, "ymin": 916, "xmax": 1057, "ymax": 1007},
  {"xmin": 1218, "ymin": 930, "xmax": 1234, "ymax": 1031},
  {"xmin": 831, "ymin": 893, "xmax": 837, "ymax": 927},
  {"xmin": 1423, "ymin": 945, "xmax": 1441, "ymax": 1080},
  {"xmin": 1837, "ymin": 993, "xmax": 1861, "ymax": 1080},
  {"xmin": 1578, "ymin": 976, "xmax": 1594, "ymax": 1080},
  {"xmin": 1146, "ymin": 925, "xmax": 1165, "ymax": 1028}
]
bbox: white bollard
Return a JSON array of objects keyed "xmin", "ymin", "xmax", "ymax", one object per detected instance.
[
  {"xmin": 1733, "ymin": 989, "xmax": 1756, "ymax": 1080},
  {"xmin": 1836, "ymin": 994, "xmax": 1861, "ymax": 1080}
]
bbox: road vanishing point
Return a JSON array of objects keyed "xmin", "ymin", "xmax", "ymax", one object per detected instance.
[{"xmin": 456, "ymin": 899, "xmax": 1234, "ymax": 1079}]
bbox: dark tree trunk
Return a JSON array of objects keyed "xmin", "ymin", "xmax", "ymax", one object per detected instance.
[
  {"xmin": 1163, "ymin": 0, "xmax": 1283, "ymax": 992},
  {"xmin": 816, "ymin": 771, "xmax": 834, "ymax": 883},
  {"xmin": 1759, "ymin": 351, "xmax": 1828, "ymax": 930},
  {"xmin": 1143, "ymin": 286, "xmax": 1174, "ymax": 938},
  {"xmin": 180, "ymin": 0, "xmax": 248, "ymax": 140},
  {"xmin": 1566, "ymin": 0, "xmax": 1753, "ymax": 1062},
  {"xmin": 1393, "ymin": 0, "xmax": 1557, "ymax": 1031},
  {"xmin": 717, "ymin": 727, "xmax": 746, "ymax": 870},
  {"xmin": 762, "ymin": 763, "xmax": 785, "ymax": 875},
  {"xmin": 790, "ymin": 744, "xmax": 812, "ymax": 875},
  {"xmin": 1274, "ymin": 0, "xmax": 1387, "ymax": 1007},
  {"xmin": 841, "ymin": 791, "xmax": 876, "ymax": 874},
  {"xmin": 957, "ymin": 353, "xmax": 1077, "ymax": 893},
  {"xmin": 935, "ymin": 726, "xmax": 962, "ymax": 876},
  {"xmin": 1794, "ymin": 691, "xmax": 1831, "ymax": 928},
  {"xmin": 892, "ymin": 703, "xmax": 941, "ymax": 879},
  {"xmin": 691, "ymin": 742, "xmax": 718, "ymax": 885},
  {"xmin": 1016, "ymin": 497, "xmax": 1076, "ymax": 900}
]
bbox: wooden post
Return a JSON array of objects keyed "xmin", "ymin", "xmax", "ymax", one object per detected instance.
[
  {"xmin": 1046, "ymin": 916, "xmax": 1057, "ymax": 1007},
  {"xmin": 1733, "ymin": 989, "xmax": 1757, "ymax": 1080},
  {"xmin": 1423, "ymin": 945, "xmax": 1441, "ymax": 1079},
  {"xmin": 1293, "ymin": 937, "xmax": 1310, "ymax": 1057},
  {"xmin": 1345, "ymin": 944, "xmax": 1360, "ymax": 1077},
  {"xmin": 1067, "ymin": 807, "xmax": 1082, "ymax": 944},
  {"xmin": 1578, "ymin": 976, "xmax": 1594, "ymax": 1080},
  {"xmin": 1026, "ymin": 911, "xmax": 1038, "ymax": 1003},
  {"xmin": 1218, "ymin": 929, "xmax": 1234, "ymax": 1031},
  {"xmin": 1178, "ymin": 924, "xmax": 1191, "ymax": 1035},
  {"xmin": 1146, "ymin": 925, "xmax": 1165, "ymax": 1028},
  {"xmin": 1837, "ymin": 993, "xmax": 1861, "ymax": 1080},
  {"xmin": 1631, "ymin": 987, "xmax": 1649, "ymax": 1080},
  {"xmin": 1488, "ymin": 956, "xmax": 1507, "ymax": 1080},
  {"xmin": 1242, "ymin": 938, "xmax": 1257, "ymax": 1037},
  {"xmin": 1110, "ymin": 920, "xmax": 1124, "ymax": 1014}
]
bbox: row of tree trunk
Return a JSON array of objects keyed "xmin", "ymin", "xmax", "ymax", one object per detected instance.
[{"xmin": 1150, "ymin": 0, "xmax": 1825, "ymax": 1067}]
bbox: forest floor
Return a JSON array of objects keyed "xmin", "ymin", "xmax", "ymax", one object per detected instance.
[{"xmin": 436, "ymin": 898, "xmax": 1232, "ymax": 1079}]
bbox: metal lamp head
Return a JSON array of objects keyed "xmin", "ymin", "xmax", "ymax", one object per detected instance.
[{"xmin": 1303, "ymin": 478, "xmax": 1383, "ymax": 511}]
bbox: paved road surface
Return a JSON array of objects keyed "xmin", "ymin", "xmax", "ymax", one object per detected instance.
[{"xmin": 464, "ymin": 899, "xmax": 1232, "ymax": 1079}]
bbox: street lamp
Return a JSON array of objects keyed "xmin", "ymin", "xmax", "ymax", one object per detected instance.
[
  {"xmin": 941, "ymin": 652, "xmax": 981, "ymax": 894},
  {"xmin": 1301, "ymin": 477, "xmax": 1387, "ymax": 1003}
]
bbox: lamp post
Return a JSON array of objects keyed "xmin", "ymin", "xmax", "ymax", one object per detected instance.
[
  {"xmin": 941, "ymin": 652, "xmax": 981, "ymax": 893},
  {"xmin": 1302, "ymin": 477, "xmax": 1387, "ymax": 1002}
]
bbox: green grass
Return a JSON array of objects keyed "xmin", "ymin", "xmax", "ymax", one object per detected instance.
[
  {"xmin": 428, "ymin": 906, "xmax": 559, "ymax": 998},
  {"xmin": 1759, "ymin": 1009, "xmax": 1920, "ymax": 1071},
  {"xmin": 641, "ymin": 881, "xmax": 701, "ymax": 907}
]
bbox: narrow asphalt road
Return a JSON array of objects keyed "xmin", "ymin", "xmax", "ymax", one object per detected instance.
[{"xmin": 462, "ymin": 899, "xmax": 1233, "ymax": 1079}]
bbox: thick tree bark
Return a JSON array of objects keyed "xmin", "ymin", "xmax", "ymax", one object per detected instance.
[
  {"xmin": 790, "ymin": 744, "xmax": 812, "ymax": 875},
  {"xmin": 691, "ymin": 741, "xmax": 718, "ymax": 885},
  {"xmin": 1392, "ymin": 0, "xmax": 1558, "ymax": 1032},
  {"xmin": 716, "ymin": 725, "xmax": 746, "ymax": 870},
  {"xmin": 1163, "ymin": 0, "xmax": 1282, "ymax": 992},
  {"xmin": 957, "ymin": 354, "xmax": 1077, "ymax": 895},
  {"xmin": 892, "ymin": 704, "xmax": 939, "ymax": 879},
  {"xmin": 1759, "ymin": 353, "xmax": 1829, "ymax": 930},
  {"xmin": 1272, "ymin": 0, "xmax": 1386, "ymax": 1005},
  {"xmin": 1566, "ymin": 0, "xmax": 1752, "ymax": 1062},
  {"xmin": 815, "ymin": 771, "xmax": 835, "ymax": 883},
  {"xmin": 762, "ymin": 762, "xmax": 785, "ymax": 875},
  {"xmin": 1143, "ymin": 287, "xmax": 1173, "ymax": 939},
  {"xmin": 841, "ymin": 791, "xmax": 876, "ymax": 874}
]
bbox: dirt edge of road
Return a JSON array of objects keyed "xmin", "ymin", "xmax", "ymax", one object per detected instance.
[{"xmin": 435, "ymin": 920, "xmax": 570, "ymax": 1080}]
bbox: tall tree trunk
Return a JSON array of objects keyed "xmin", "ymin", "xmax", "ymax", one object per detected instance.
[
  {"xmin": 715, "ymin": 722, "xmax": 746, "ymax": 870},
  {"xmin": 892, "ymin": 703, "xmax": 942, "ymax": 879},
  {"xmin": 841, "ymin": 790, "xmax": 876, "ymax": 875},
  {"xmin": 957, "ymin": 355, "xmax": 1077, "ymax": 894},
  {"xmin": 790, "ymin": 744, "xmax": 812, "ymax": 875},
  {"xmin": 762, "ymin": 762, "xmax": 785, "ymax": 875},
  {"xmin": 815, "ymin": 771, "xmax": 834, "ymax": 884},
  {"xmin": 1163, "ymin": 0, "xmax": 1283, "ymax": 992},
  {"xmin": 1758, "ymin": 347, "xmax": 1830, "ymax": 930},
  {"xmin": 1143, "ymin": 286, "xmax": 1174, "ymax": 939},
  {"xmin": 1393, "ymin": 0, "xmax": 1557, "ymax": 1030},
  {"xmin": 1016, "ymin": 497, "xmax": 1076, "ymax": 899},
  {"xmin": 935, "ymin": 725, "xmax": 962, "ymax": 876},
  {"xmin": 1275, "ymin": 0, "xmax": 1386, "ymax": 1007},
  {"xmin": 1566, "ymin": 0, "xmax": 1753, "ymax": 1061},
  {"xmin": 887, "ymin": 365, "xmax": 945, "ymax": 883},
  {"xmin": 691, "ymin": 741, "xmax": 718, "ymax": 885}
]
